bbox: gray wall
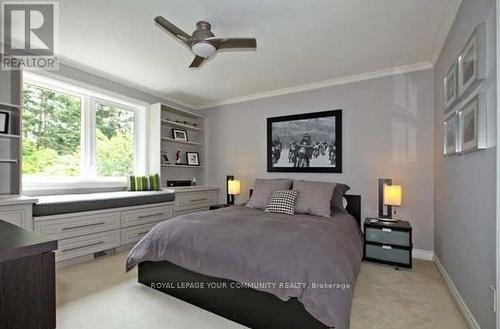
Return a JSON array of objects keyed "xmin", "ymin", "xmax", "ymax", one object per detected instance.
[
  {"xmin": 205, "ymin": 69, "xmax": 435, "ymax": 252},
  {"xmin": 433, "ymin": 0, "xmax": 496, "ymax": 328}
]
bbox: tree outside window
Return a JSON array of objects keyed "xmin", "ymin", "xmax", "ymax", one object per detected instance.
[{"xmin": 22, "ymin": 83, "xmax": 136, "ymax": 179}]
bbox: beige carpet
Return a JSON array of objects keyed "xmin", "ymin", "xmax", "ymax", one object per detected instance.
[{"xmin": 56, "ymin": 252, "xmax": 468, "ymax": 329}]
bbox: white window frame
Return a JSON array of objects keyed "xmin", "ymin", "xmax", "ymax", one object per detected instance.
[{"xmin": 22, "ymin": 72, "xmax": 148, "ymax": 193}]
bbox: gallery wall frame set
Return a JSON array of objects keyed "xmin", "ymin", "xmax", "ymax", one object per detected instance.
[
  {"xmin": 442, "ymin": 22, "xmax": 487, "ymax": 156},
  {"xmin": 443, "ymin": 94, "xmax": 486, "ymax": 156},
  {"xmin": 443, "ymin": 23, "xmax": 486, "ymax": 114}
]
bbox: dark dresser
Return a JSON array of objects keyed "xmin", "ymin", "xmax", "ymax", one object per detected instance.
[
  {"xmin": 363, "ymin": 217, "xmax": 412, "ymax": 268},
  {"xmin": 0, "ymin": 219, "xmax": 58, "ymax": 329}
]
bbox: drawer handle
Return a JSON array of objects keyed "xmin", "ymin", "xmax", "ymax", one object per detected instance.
[
  {"xmin": 190, "ymin": 198, "xmax": 208, "ymax": 202},
  {"xmin": 137, "ymin": 212, "xmax": 164, "ymax": 219},
  {"xmin": 382, "ymin": 245, "xmax": 392, "ymax": 250},
  {"xmin": 62, "ymin": 222, "xmax": 106, "ymax": 231},
  {"xmin": 61, "ymin": 241, "xmax": 104, "ymax": 253},
  {"xmin": 382, "ymin": 228, "xmax": 392, "ymax": 232}
]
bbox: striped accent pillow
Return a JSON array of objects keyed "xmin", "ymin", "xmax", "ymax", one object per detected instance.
[
  {"xmin": 264, "ymin": 190, "xmax": 300, "ymax": 215},
  {"xmin": 128, "ymin": 174, "xmax": 161, "ymax": 191}
]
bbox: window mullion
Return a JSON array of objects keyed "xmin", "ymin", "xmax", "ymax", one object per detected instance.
[{"xmin": 82, "ymin": 96, "xmax": 96, "ymax": 178}]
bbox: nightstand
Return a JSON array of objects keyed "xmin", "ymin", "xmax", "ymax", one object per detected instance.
[
  {"xmin": 363, "ymin": 218, "xmax": 412, "ymax": 268},
  {"xmin": 209, "ymin": 204, "xmax": 230, "ymax": 210}
]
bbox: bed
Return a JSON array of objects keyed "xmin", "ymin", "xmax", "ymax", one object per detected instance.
[{"xmin": 126, "ymin": 194, "xmax": 362, "ymax": 329}]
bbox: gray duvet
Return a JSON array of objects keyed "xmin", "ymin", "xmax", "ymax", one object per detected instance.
[{"xmin": 126, "ymin": 206, "xmax": 363, "ymax": 329}]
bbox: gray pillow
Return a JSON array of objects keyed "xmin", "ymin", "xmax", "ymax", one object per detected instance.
[
  {"xmin": 331, "ymin": 183, "xmax": 351, "ymax": 214},
  {"xmin": 246, "ymin": 178, "xmax": 292, "ymax": 209},
  {"xmin": 293, "ymin": 180, "xmax": 336, "ymax": 217}
]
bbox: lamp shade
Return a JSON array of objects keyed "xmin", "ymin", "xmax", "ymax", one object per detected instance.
[
  {"xmin": 228, "ymin": 180, "xmax": 241, "ymax": 195},
  {"xmin": 383, "ymin": 184, "xmax": 402, "ymax": 206}
]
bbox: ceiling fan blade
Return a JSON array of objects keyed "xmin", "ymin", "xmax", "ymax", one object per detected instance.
[
  {"xmin": 189, "ymin": 56, "xmax": 205, "ymax": 68},
  {"xmin": 208, "ymin": 38, "xmax": 257, "ymax": 50},
  {"xmin": 154, "ymin": 16, "xmax": 191, "ymax": 44}
]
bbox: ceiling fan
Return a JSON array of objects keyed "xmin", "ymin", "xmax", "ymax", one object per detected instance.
[{"xmin": 154, "ymin": 16, "xmax": 257, "ymax": 68}]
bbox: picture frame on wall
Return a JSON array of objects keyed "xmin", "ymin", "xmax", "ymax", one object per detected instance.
[
  {"xmin": 267, "ymin": 109, "xmax": 342, "ymax": 173},
  {"xmin": 0, "ymin": 111, "xmax": 9, "ymax": 134},
  {"xmin": 186, "ymin": 152, "xmax": 200, "ymax": 166},
  {"xmin": 458, "ymin": 23, "xmax": 486, "ymax": 97},
  {"xmin": 458, "ymin": 94, "xmax": 486, "ymax": 153},
  {"xmin": 172, "ymin": 129, "xmax": 188, "ymax": 141},
  {"xmin": 443, "ymin": 112, "xmax": 458, "ymax": 156},
  {"xmin": 443, "ymin": 63, "xmax": 458, "ymax": 112}
]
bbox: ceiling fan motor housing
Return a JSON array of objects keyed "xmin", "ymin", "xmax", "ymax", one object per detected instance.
[{"xmin": 191, "ymin": 21, "xmax": 216, "ymax": 58}]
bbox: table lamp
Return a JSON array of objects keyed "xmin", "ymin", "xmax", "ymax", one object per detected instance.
[
  {"xmin": 382, "ymin": 184, "xmax": 402, "ymax": 222},
  {"xmin": 226, "ymin": 175, "xmax": 241, "ymax": 205}
]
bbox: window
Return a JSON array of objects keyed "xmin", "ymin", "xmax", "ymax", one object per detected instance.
[
  {"xmin": 22, "ymin": 73, "xmax": 146, "ymax": 190},
  {"xmin": 22, "ymin": 84, "xmax": 82, "ymax": 177},
  {"xmin": 95, "ymin": 102, "xmax": 135, "ymax": 176}
]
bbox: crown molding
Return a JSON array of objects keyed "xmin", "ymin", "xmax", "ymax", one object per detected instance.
[
  {"xmin": 195, "ymin": 61, "xmax": 433, "ymax": 109},
  {"xmin": 55, "ymin": 57, "xmax": 434, "ymax": 111},
  {"xmin": 56, "ymin": 56, "xmax": 196, "ymax": 110}
]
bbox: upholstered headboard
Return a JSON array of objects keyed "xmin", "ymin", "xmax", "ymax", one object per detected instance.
[{"xmin": 248, "ymin": 189, "xmax": 361, "ymax": 226}]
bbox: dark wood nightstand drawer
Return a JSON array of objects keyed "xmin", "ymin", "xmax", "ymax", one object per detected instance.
[
  {"xmin": 365, "ymin": 227, "xmax": 410, "ymax": 247},
  {"xmin": 363, "ymin": 218, "xmax": 413, "ymax": 268},
  {"xmin": 365, "ymin": 243, "xmax": 411, "ymax": 267}
]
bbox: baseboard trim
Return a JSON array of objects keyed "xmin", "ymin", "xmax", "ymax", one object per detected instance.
[
  {"xmin": 434, "ymin": 256, "xmax": 481, "ymax": 329},
  {"xmin": 412, "ymin": 249, "xmax": 434, "ymax": 261}
]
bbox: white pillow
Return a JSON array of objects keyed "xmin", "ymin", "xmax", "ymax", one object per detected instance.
[{"xmin": 342, "ymin": 196, "xmax": 348, "ymax": 209}]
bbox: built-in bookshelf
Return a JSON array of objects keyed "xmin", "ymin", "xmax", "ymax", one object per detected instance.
[
  {"xmin": 0, "ymin": 68, "xmax": 22, "ymax": 196},
  {"xmin": 150, "ymin": 103, "xmax": 206, "ymax": 187}
]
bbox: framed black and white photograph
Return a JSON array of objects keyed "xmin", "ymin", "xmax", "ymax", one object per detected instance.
[
  {"xmin": 0, "ymin": 111, "xmax": 9, "ymax": 134},
  {"xmin": 186, "ymin": 151, "xmax": 200, "ymax": 166},
  {"xmin": 267, "ymin": 110, "xmax": 342, "ymax": 173},
  {"xmin": 443, "ymin": 63, "xmax": 458, "ymax": 111},
  {"xmin": 443, "ymin": 113, "xmax": 458, "ymax": 156},
  {"xmin": 172, "ymin": 129, "xmax": 188, "ymax": 141},
  {"xmin": 458, "ymin": 94, "xmax": 486, "ymax": 153},
  {"xmin": 458, "ymin": 23, "xmax": 486, "ymax": 97}
]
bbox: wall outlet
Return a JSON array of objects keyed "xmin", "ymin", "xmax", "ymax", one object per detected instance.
[{"xmin": 489, "ymin": 285, "xmax": 496, "ymax": 312}]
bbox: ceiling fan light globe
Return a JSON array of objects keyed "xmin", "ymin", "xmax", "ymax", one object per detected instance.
[{"xmin": 192, "ymin": 42, "xmax": 216, "ymax": 58}]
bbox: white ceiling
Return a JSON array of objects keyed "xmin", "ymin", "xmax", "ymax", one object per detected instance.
[{"xmin": 54, "ymin": 0, "xmax": 461, "ymax": 109}]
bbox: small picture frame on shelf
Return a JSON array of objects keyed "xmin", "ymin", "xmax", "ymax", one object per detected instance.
[
  {"xmin": 458, "ymin": 23, "xmax": 486, "ymax": 97},
  {"xmin": 172, "ymin": 129, "xmax": 188, "ymax": 141},
  {"xmin": 0, "ymin": 111, "xmax": 10, "ymax": 134},
  {"xmin": 161, "ymin": 152, "xmax": 171, "ymax": 164},
  {"xmin": 443, "ymin": 112, "xmax": 458, "ymax": 156},
  {"xmin": 186, "ymin": 152, "xmax": 200, "ymax": 166},
  {"xmin": 443, "ymin": 62, "xmax": 458, "ymax": 112},
  {"xmin": 458, "ymin": 94, "xmax": 486, "ymax": 153}
]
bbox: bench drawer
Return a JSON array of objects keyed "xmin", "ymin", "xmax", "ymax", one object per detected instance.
[
  {"xmin": 175, "ymin": 191, "xmax": 217, "ymax": 211},
  {"xmin": 365, "ymin": 243, "xmax": 411, "ymax": 267},
  {"xmin": 0, "ymin": 205, "xmax": 32, "ymax": 229},
  {"xmin": 121, "ymin": 222, "xmax": 159, "ymax": 245},
  {"xmin": 365, "ymin": 227, "xmax": 410, "ymax": 247},
  {"xmin": 34, "ymin": 212, "xmax": 121, "ymax": 240},
  {"xmin": 121, "ymin": 204, "xmax": 173, "ymax": 228},
  {"xmin": 56, "ymin": 230, "xmax": 120, "ymax": 262}
]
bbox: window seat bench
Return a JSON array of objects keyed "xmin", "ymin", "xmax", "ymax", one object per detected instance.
[
  {"xmin": 32, "ymin": 190, "xmax": 176, "ymax": 265},
  {"xmin": 33, "ymin": 190, "xmax": 176, "ymax": 217}
]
